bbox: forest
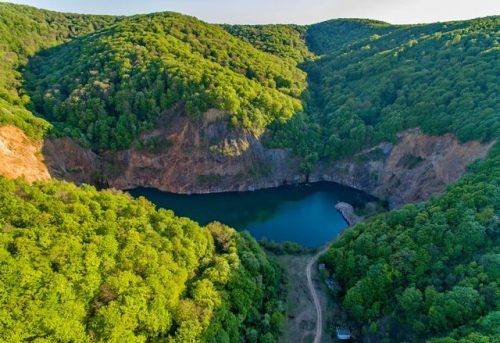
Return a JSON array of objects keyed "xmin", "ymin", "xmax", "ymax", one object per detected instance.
[
  {"xmin": 0, "ymin": 177, "xmax": 284, "ymax": 342},
  {"xmin": 24, "ymin": 12, "xmax": 306, "ymax": 150},
  {"xmin": 0, "ymin": 3, "xmax": 498, "ymax": 342},
  {"xmin": 3, "ymin": 3, "xmax": 498, "ymax": 159},
  {"xmin": 267, "ymin": 17, "xmax": 500, "ymax": 163},
  {"xmin": 221, "ymin": 24, "xmax": 313, "ymax": 63},
  {"xmin": 0, "ymin": 3, "xmax": 120, "ymax": 139},
  {"xmin": 321, "ymin": 144, "xmax": 500, "ymax": 342}
]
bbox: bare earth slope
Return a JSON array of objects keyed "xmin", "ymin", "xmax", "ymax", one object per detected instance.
[{"xmin": 0, "ymin": 125, "xmax": 50, "ymax": 182}]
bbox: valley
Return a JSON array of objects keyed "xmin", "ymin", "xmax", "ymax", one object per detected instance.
[{"xmin": 0, "ymin": 2, "xmax": 498, "ymax": 342}]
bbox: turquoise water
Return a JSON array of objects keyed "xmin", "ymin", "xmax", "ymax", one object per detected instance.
[{"xmin": 129, "ymin": 182, "xmax": 374, "ymax": 247}]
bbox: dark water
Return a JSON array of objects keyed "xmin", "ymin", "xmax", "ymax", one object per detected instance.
[{"xmin": 129, "ymin": 182, "xmax": 374, "ymax": 247}]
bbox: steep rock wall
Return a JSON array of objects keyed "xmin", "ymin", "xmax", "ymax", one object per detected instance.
[
  {"xmin": 102, "ymin": 107, "xmax": 303, "ymax": 193},
  {"xmin": 39, "ymin": 108, "xmax": 493, "ymax": 207},
  {"xmin": 43, "ymin": 137, "xmax": 100, "ymax": 185},
  {"xmin": 312, "ymin": 129, "xmax": 494, "ymax": 207}
]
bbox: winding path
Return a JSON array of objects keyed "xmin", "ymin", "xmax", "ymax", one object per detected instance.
[
  {"xmin": 305, "ymin": 205, "xmax": 358, "ymax": 343},
  {"xmin": 305, "ymin": 244, "xmax": 331, "ymax": 343}
]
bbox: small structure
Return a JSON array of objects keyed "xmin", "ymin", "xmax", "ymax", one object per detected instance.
[
  {"xmin": 318, "ymin": 263, "xmax": 326, "ymax": 271},
  {"xmin": 336, "ymin": 327, "xmax": 351, "ymax": 340},
  {"xmin": 325, "ymin": 277, "xmax": 336, "ymax": 291}
]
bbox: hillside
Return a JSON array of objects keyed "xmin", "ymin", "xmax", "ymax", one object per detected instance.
[
  {"xmin": 306, "ymin": 18, "xmax": 397, "ymax": 55},
  {"xmin": 0, "ymin": 3, "xmax": 498, "ymax": 342},
  {"xmin": 25, "ymin": 12, "xmax": 306, "ymax": 150},
  {"xmin": 321, "ymin": 144, "xmax": 500, "ymax": 342},
  {"xmin": 0, "ymin": 4, "xmax": 497, "ymax": 160},
  {"xmin": 268, "ymin": 16, "xmax": 499, "ymax": 162},
  {"xmin": 0, "ymin": 176, "xmax": 284, "ymax": 342},
  {"xmin": 248, "ymin": 15, "xmax": 499, "ymax": 341},
  {"xmin": 222, "ymin": 24, "xmax": 314, "ymax": 63},
  {"xmin": 0, "ymin": 2, "xmax": 120, "ymax": 139}
]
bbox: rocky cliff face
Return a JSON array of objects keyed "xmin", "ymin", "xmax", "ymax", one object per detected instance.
[
  {"xmin": 106, "ymin": 110, "xmax": 304, "ymax": 193},
  {"xmin": 38, "ymin": 107, "xmax": 493, "ymax": 207},
  {"xmin": 311, "ymin": 129, "xmax": 494, "ymax": 207},
  {"xmin": 43, "ymin": 137, "xmax": 100, "ymax": 185}
]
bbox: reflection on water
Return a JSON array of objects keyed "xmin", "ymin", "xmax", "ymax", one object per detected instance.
[{"xmin": 129, "ymin": 182, "xmax": 374, "ymax": 247}]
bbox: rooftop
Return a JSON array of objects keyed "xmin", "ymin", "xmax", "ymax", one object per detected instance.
[{"xmin": 336, "ymin": 327, "xmax": 351, "ymax": 340}]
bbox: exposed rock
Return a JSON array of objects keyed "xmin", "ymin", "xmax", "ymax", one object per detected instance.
[
  {"xmin": 335, "ymin": 202, "xmax": 361, "ymax": 226},
  {"xmin": 99, "ymin": 105, "xmax": 303, "ymax": 193},
  {"xmin": 313, "ymin": 128, "xmax": 494, "ymax": 207},
  {"xmin": 0, "ymin": 125, "xmax": 50, "ymax": 182},
  {"xmin": 42, "ymin": 137, "xmax": 100, "ymax": 185},
  {"xmin": 39, "ymin": 106, "xmax": 493, "ymax": 207}
]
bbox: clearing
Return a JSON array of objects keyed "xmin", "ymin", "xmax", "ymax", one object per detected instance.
[{"xmin": 276, "ymin": 251, "xmax": 335, "ymax": 343}]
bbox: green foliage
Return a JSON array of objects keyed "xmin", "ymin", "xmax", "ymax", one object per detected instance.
[
  {"xmin": 0, "ymin": 177, "xmax": 284, "ymax": 342},
  {"xmin": 306, "ymin": 18, "xmax": 395, "ymax": 55},
  {"xmin": 265, "ymin": 111, "xmax": 322, "ymax": 171},
  {"xmin": 2, "ymin": 4, "xmax": 498, "ymax": 160},
  {"xmin": 258, "ymin": 239, "xmax": 316, "ymax": 255},
  {"xmin": 222, "ymin": 24, "xmax": 314, "ymax": 63},
  {"xmin": 0, "ymin": 97, "xmax": 51, "ymax": 139},
  {"xmin": 321, "ymin": 144, "xmax": 500, "ymax": 341},
  {"xmin": 25, "ymin": 12, "xmax": 306, "ymax": 150},
  {"xmin": 0, "ymin": 2, "xmax": 120, "ymax": 139},
  {"xmin": 271, "ymin": 17, "xmax": 500, "ymax": 160},
  {"xmin": 1, "ymin": 7, "xmax": 499, "ymax": 342}
]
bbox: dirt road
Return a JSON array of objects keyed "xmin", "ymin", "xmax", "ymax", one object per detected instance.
[{"xmin": 305, "ymin": 245, "xmax": 331, "ymax": 343}]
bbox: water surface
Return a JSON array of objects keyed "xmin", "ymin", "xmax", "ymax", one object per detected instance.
[{"xmin": 129, "ymin": 182, "xmax": 373, "ymax": 247}]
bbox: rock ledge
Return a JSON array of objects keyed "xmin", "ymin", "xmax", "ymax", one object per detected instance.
[{"xmin": 335, "ymin": 202, "xmax": 362, "ymax": 226}]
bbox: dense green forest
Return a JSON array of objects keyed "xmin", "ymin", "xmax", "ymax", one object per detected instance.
[
  {"xmin": 0, "ymin": 3, "xmax": 120, "ymax": 138},
  {"xmin": 0, "ymin": 4, "xmax": 499, "ymax": 342},
  {"xmin": 321, "ymin": 144, "xmax": 500, "ymax": 342},
  {"xmin": 306, "ymin": 18, "xmax": 396, "ymax": 55},
  {"xmin": 222, "ymin": 24, "xmax": 313, "ymax": 63},
  {"xmin": 25, "ymin": 13, "xmax": 306, "ymax": 150},
  {"xmin": 2, "ymin": 3, "xmax": 498, "ymax": 159},
  {"xmin": 268, "ymin": 17, "xmax": 500, "ymax": 162},
  {"xmin": 0, "ymin": 176, "xmax": 284, "ymax": 342}
]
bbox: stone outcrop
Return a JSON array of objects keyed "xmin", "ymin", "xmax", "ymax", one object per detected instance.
[
  {"xmin": 100, "ymin": 106, "xmax": 303, "ymax": 193},
  {"xmin": 312, "ymin": 128, "xmax": 494, "ymax": 207},
  {"xmin": 335, "ymin": 202, "xmax": 362, "ymax": 226},
  {"xmin": 37, "ymin": 106, "xmax": 493, "ymax": 207},
  {"xmin": 43, "ymin": 137, "xmax": 100, "ymax": 185}
]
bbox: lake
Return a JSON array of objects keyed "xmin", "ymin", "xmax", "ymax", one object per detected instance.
[{"xmin": 129, "ymin": 182, "xmax": 374, "ymax": 247}]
